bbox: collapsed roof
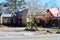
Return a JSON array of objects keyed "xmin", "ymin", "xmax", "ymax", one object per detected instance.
[{"xmin": 47, "ymin": 8, "xmax": 59, "ymax": 17}]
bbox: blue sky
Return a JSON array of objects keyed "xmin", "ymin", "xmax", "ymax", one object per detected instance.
[
  {"xmin": 0, "ymin": 0, "xmax": 6, "ymax": 3},
  {"xmin": 0, "ymin": 0, "xmax": 60, "ymax": 8},
  {"xmin": 25, "ymin": 0, "xmax": 60, "ymax": 8}
]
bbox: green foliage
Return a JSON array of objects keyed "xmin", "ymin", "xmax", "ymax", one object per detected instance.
[
  {"xmin": 4, "ymin": 3, "xmax": 9, "ymax": 7},
  {"xmin": 25, "ymin": 22, "xmax": 31, "ymax": 30},
  {"xmin": 31, "ymin": 22, "xmax": 39, "ymax": 31},
  {"xmin": 25, "ymin": 22, "xmax": 39, "ymax": 31},
  {"xmin": 6, "ymin": 0, "xmax": 26, "ymax": 10},
  {"xmin": 17, "ymin": 0, "xmax": 26, "ymax": 9}
]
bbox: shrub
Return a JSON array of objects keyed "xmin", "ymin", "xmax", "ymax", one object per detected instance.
[{"xmin": 25, "ymin": 22, "xmax": 39, "ymax": 31}]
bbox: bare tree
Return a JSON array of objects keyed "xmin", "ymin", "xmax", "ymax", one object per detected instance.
[{"xmin": 26, "ymin": 0, "xmax": 42, "ymax": 31}]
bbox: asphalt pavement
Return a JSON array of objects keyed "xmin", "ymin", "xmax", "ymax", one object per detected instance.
[
  {"xmin": 0, "ymin": 34, "xmax": 60, "ymax": 40},
  {"xmin": 0, "ymin": 26, "xmax": 60, "ymax": 40}
]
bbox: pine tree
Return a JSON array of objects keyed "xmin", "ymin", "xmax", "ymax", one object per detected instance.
[{"xmin": 5, "ymin": 0, "xmax": 26, "ymax": 12}]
